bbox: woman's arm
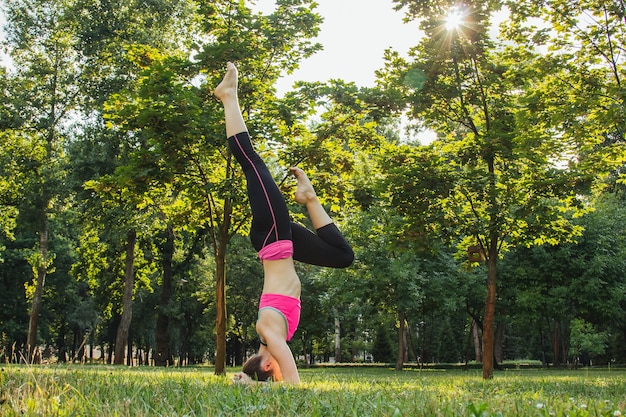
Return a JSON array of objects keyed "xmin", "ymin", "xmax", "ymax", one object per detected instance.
[
  {"xmin": 265, "ymin": 334, "xmax": 300, "ymax": 384},
  {"xmin": 257, "ymin": 310, "xmax": 300, "ymax": 384}
]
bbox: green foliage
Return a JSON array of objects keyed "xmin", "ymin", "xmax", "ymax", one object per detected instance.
[
  {"xmin": 504, "ymin": 0, "xmax": 626, "ymax": 191},
  {"xmin": 0, "ymin": 131, "xmax": 30, "ymax": 243},
  {"xmin": 372, "ymin": 325, "xmax": 394, "ymax": 363},
  {"xmin": 501, "ymin": 192, "xmax": 626, "ymax": 364},
  {"xmin": 225, "ymin": 235, "xmax": 264, "ymax": 352},
  {"xmin": 569, "ymin": 319, "xmax": 607, "ymax": 360}
]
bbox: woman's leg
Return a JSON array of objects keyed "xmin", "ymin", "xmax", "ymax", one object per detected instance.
[
  {"xmin": 290, "ymin": 167, "xmax": 332, "ymax": 229},
  {"xmin": 215, "ymin": 63, "xmax": 352, "ymax": 264},
  {"xmin": 214, "ymin": 62, "xmax": 247, "ymax": 138},
  {"xmin": 215, "ymin": 62, "xmax": 291, "ymax": 251},
  {"xmin": 291, "ymin": 222, "xmax": 354, "ymax": 268},
  {"xmin": 289, "ymin": 167, "xmax": 354, "ymax": 268}
]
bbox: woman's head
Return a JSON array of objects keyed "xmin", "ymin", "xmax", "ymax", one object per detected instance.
[{"xmin": 242, "ymin": 353, "xmax": 282, "ymax": 382}]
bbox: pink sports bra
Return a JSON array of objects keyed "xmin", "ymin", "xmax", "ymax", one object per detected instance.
[{"xmin": 259, "ymin": 293, "xmax": 301, "ymax": 341}]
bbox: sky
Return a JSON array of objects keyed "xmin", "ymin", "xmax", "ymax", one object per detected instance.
[
  {"xmin": 251, "ymin": 1, "xmax": 510, "ymax": 143},
  {"xmin": 1, "ymin": 1, "xmax": 419, "ymax": 92},
  {"xmin": 0, "ymin": 1, "xmax": 432, "ymax": 139},
  {"xmin": 252, "ymin": 0, "xmax": 423, "ymax": 94},
  {"xmin": 251, "ymin": 0, "xmax": 437, "ymax": 142}
]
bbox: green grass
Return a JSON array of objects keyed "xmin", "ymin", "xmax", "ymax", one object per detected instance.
[{"xmin": 1, "ymin": 364, "xmax": 625, "ymax": 416}]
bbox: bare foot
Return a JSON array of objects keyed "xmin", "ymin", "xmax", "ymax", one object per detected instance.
[
  {"xmin": 290, "ymin": 167, "xmax": 317, "ymax": 205},
  {"xmin": 214, "ymin": 62, "xmax": 238, "ymax": 102}
]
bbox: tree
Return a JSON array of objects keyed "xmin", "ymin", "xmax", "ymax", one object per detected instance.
[
  {"xmin": 569, "ymin": 319, "xmax": 607, "ymax": 366},
  {"xmin": 67, "ymin": 0, "xmax": 200, "ymax": 366},
  {"xmin": 0, "ymin": 130, "xmax": 25, "ymax": 255},
  {"xmin": 224, "ymin": 235, "xmax": 264, "ymax": 365},
  {"xmin": 3, "ymin": 0, "xmax": 83, "ymax": 362},
  {"xmin": 0, "ymin": 71, "xmax": 23, "ymax": 250},
  {"xmin": 504, "ymin": 0, "xmax": 625, "ymax": 172},
  {"xmin": 102, "ymin": 46, "xmax": 209, "ymax": 364},
  {"xmin": 502, "ymin": 0, "xmax": 626, "ymax": 366},
  {"xmin": 387, "ymin": 1, "xmax": 590, "ymax": 378}
]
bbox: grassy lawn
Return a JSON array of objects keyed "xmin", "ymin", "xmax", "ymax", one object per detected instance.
[{"xmin": 1, "ymin": 364, "xmax": 625, "ymax": 416}]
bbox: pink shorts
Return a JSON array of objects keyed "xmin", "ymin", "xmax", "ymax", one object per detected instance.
[
  {"xmin": 258, "ymin": 293, "xmax": 301, "ymax": 341},
  {"xmin": 258, "ymin": 240, "xmax": 294, "ymax": 262}
]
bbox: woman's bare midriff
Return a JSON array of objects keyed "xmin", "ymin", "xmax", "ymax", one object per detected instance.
[{"xmin": 261, "ymin": 257, "xmax": 301, "ymax": 298}]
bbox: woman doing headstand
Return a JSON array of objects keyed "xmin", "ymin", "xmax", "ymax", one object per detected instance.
[{"xmin": 214, "ymin": 62, "xmax": 354, "ymax": 384}]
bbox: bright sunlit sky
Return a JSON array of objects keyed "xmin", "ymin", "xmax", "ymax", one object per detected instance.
[
  {"xmin": 0, "ymin": 1, "xmax": 418, "ymax": 84},
  {"xmin": 251, "ymin": 1, "xmax": 509, "ymax": 143},
  {"xmin": 1, "ymin": 1, "xmax": 505, "ymax": 143},
  {"xmin": 252, "ymin": 0, "xmax": 422, "ymax": 95}
]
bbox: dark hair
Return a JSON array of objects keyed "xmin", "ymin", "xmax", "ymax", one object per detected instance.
[{"xmin": 242, "ymin": 355, "xmax": 274, "ymax": 382}]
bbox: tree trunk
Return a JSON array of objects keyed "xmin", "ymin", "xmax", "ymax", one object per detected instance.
[
  {"xmin": 395, "ymin": 312, "xmax": 406, "ymax": 371},
  {"xmin": 26, "ymin": 217, "xmax": 48, "ymax": 363},
  {"xmin": 482, "ymin": 254, "xmax": 497, "ymax": 379},
  {"xmin": 106, "ymin": 343, "xmax": 112, "ymax": 364},
  {"xmin": 57, "ymin": 321, "xmax": 67, "ymax": 363},
  {"xmin": 555, "ymin": 321, "xmax": 561, "ymax": 365},
  {"xmin": 549, "ymin": 318, "xmax": 565, "ymax": 366},
  {"xmin": 126, "ymin": 336, "xmax": 132, "ymax": 366},
  {"xmin": 214, "ymin": 174, "xmax": 233, "ymax": 376},
  {"xmin": 114, "ymin": 229, "xmax": 136, "ymax": 365},
  {"xmin": 333, "ymin": 307, "xmax": 341, "ymax": 362},
  {"xmin": 402, "ymin": 325, "xmax": 409, "ymax": 363},
  {"xmin": 308, "ymin": 340, "xmax": 314, "ymax": 366},
  {"xmin": 481, "ymin": 151, "xmax": 499, "ymax": 379},
  {"xmin": 214, "ymin": 242, "xmax": 227, "ymax": 374},
  {"xmin": 472, "ymin": 319, "xmax": 482, "ymax": 362},
  {"xmin": 494, "ymin": 321, "xmax": 505, "ymax": 364},
  {"xmin": 560, "ymin": 321, "xmax": 568, "ymax": 366},
  {"xmin": 155, "ymin": 224, "xmax": 175, "ymax": 366}
]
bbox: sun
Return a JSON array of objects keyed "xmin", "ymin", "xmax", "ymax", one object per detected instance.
[{"xmin": 445, "ymin": 8, "xmax": 464, "ymax": 31}]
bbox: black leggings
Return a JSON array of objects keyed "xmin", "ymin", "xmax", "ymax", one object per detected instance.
[{"xmin": 229, "ymin": 131, "xmax": 354, "ymax": 268}]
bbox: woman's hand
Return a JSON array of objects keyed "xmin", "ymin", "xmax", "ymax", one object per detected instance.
[{"xmin": 232, "ymin": 372, "xmax": 254, "ymax": 384}]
